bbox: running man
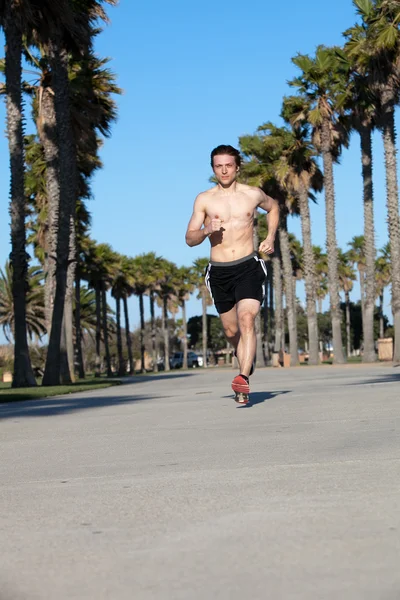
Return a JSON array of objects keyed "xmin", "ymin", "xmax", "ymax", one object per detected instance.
[{"xmin": 185, "ymin": 144, "xmax": 279, "ymax": 403}]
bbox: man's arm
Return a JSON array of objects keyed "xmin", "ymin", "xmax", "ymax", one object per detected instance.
[
  {"xmin": 185, "ymin": 194, "xmax": 223, "ymax": 247},
  {"xmin": 257, "ymin": 190, "xmax": 279, "ymax": 254}
]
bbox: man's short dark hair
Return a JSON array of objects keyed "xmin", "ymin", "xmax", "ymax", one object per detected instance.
[{"xmin": 210, "ymin": 144, "xmax": 241, "ymax": 168}]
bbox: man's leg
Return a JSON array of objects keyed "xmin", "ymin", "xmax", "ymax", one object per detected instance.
[
  {"xmin": 219, "ymin": 306, "xmax": 240, "ymax": 350},
  {"xmin": 236, "ymin": 299, "xmax": 261, "ymax": 377}
]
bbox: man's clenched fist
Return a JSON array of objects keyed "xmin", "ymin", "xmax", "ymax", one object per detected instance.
[
  {"xmin": 259, "ymin": 235, "xmax": 275, "ymax": 255},
  {"xmin": 205, "ymin": 218, "xmax": 224, "ymax": 236}
]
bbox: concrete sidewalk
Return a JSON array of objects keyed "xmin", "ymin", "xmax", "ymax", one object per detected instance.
[{"xmin": 0, "ymin": 364, "xmax": 399, "ymax": 599}]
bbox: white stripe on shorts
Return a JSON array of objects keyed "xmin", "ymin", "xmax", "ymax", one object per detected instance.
[{"xmin": 204, "ymin": 264, "xmax": 213, "ymax": 301}]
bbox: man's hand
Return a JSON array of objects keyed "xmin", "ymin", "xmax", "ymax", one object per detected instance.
[
  {"xmin": 259, "ymin": 235, "xmax": 275, "ymax": 255},
  {"xmin": 204, "ymin": 218, "xmax": 224, "ymax": 236}
]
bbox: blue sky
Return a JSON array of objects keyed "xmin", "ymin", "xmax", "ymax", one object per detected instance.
[{"xmin": 0, "ymin": 0, "xmax": 395, "ymax": 340}]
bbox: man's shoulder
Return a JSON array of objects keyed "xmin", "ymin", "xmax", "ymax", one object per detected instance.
[
  {"xmin": 195, "ymin": 186, "xmax": 218, "ymax": 201},
  {"xmin": 237, "ymin": 182, "xmax": 262, "ymax": 198}
]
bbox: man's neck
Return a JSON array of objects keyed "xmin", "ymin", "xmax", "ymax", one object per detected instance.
[{"xmin": 217, "ymin": 180, "xmax": 238, "ymax": 194}]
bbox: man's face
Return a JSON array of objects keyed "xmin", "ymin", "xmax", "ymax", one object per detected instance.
[{"xmin": 212, "ymin": 154, "xmax": 238, "ymax": 187}]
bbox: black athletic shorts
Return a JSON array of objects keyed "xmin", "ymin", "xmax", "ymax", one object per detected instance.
[{"xmin": 205, "ymin": 251, "xmax": 267, "ymax": 315}]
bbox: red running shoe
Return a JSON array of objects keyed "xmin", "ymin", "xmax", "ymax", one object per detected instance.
[{"xmin": 231, "ymin": 374, "xmax": 250, "ymax": 394}]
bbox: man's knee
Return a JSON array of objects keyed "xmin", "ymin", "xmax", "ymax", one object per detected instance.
[
  {"xmin": 238, "ymin": 311, "xmax": 256, "ymax": 332},
  {"xmin": 224, "ymin": 324, "xmax": 239, "ymax": 340}
]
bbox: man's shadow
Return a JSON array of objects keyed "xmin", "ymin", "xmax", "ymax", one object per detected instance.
[{"xmin": 223, "ymin": 390, "xmax": 290, "ymax": 408}]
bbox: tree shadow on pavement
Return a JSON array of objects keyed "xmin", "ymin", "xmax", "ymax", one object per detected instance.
[
  {"xmin": 0, "ymin": 393, "xmax": 168, "ymax": 421},
  {"xmin": 348, "ymin": 372, "xmax": 400, "ymax": 386},
  {"xmin": 124, "ymin": 372, "xmax": 195, "ymax": 384}
]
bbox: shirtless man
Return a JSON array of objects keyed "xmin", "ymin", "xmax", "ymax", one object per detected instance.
[{"xmin": 185, "ymin": 144, "xmax": 279, "ymax": 403}]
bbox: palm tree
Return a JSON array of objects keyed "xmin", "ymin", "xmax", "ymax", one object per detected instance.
[
  {"xmin": 347, "ymin": 236, "xmax": 368, "ymax": 352},
  {"xmin": 83, "ymin": 241, "xmax": 118, "ymax": 377},
  {"xmin": 275, "ymin": 104, "xmax": 324, "ymax": 364},
  {"xmin": 43, "ymin": 1, "xmax": 119, "ymax": 385},
  {"xmin": 75, "ymin": 286, "xmax": 97, "ymax": 338},
  {"xmin": 1, "ymin": 0, "xmax": 44, "ymax": 386},
  {"xmin": 23, "ymin": 47, "xmax": 119, "ymax": 324},
  {"xmin": 65, "ymin": 52, "xmax": 120, "ymax": 375},
  {"xmin": 241, "ymin": 125, "xmax": 301, "ymax": 365},
  {"xmin": 100, "ymin": 253, "xmax": 135, "ymax": 376},
  {"xmin": 239, "ymin": 131, "xmax": 285, "ymax": 362},
  {"xmin": 157, "ymin": 259, "xmax": 178, "ymax": 372},
  {"xmin": 289, "ymin": 46, "xmax": 348, "ymax": 363},
  {"xmin": 99, "ymin": 245, "xmax": 118, "ymax": 378},
  {"xmin": 337, "ymin": 44, "xmax": 378, "ymax": 362},
  {"xmin": 174, "ymin": 266, "xmax": 195, "ymax": 369},
  {"xmin": 73, "ymin": 284, "xmax": 96, "ymax": 375},
  {"xmin": 337, "ymin": 250, "xmax": 357, "ymax": 357},
  {"xmin": 111, "ymin": 255, "xmax": 132, "ymax": 377},
  {"xmin": 0, "ymin": 261, "xmax": 46, "ymax": 344},
  {"xmin": 42, "ymin": 34, "xmax": 80, "ymax": 386},
  {"xmin": 376, "ymin": 243, "xmax": 391, "ymax": 339},
  {"xmin": 143, "ymin": 253, "xmax": 164, "ymax": 373},
  {"xmin": 129, "ymin": 253, "xmax": 163, "ymax": 373},
  {"xmin": 345, "ymin": 0, "xmax": 400, "ymax": 362},
  {"xmin": 347, "ymin": 236, "xmax": 366, "ymax": 310},
  {"xmin": 192, "ymin": 258, "xmax": 212, "ymax": 368}
]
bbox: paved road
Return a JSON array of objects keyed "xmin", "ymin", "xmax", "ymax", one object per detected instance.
[{"xmin": 1, "ymin": 364, "xmax": 400, "ymax": 600}]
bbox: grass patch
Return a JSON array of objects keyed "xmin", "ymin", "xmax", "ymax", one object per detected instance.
[
  {"xmin": 321, "ymin": 355, "xmax": 363, "ymax": 365},
  {"xmin": 347, "ymin": 356, "xmax": 363, "ymax": 363},
  {"xmin": 0, "ymin": 377, "xmax": 122, "ymax": 404}
]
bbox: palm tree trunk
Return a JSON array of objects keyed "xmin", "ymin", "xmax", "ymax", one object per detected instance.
[
  {"xmin": 380, "ymin": 98, "xmax": 400, "ymax": 363},
  {"xmin": 149, "ymin": 291, "xmax": 157, "ymax": 373},
  {"xmin": 116, "ymin": 297, "xmax": 125, "ymax": 376},
  {"xmin": 318, "ymin": 298, "xmax": 323, "ymax": 314},
  {"xmin": 359, "ymin": 268, "xmax": 365, "ymax": 323},
  {"xmin": 321, "ymin": 120, "xmax": 345, "ymax": 364},
  {"xmin": 345, "ymin": 290, "xmax": 351, "ymax": 358},
  {"xmin": 298, "ymin": 186, "xmax": 319, "ymax": 365},
  {"xmin": 101, "ymin": 288, "xmax": 112, "ymax": 378},
  {"xmin": 60, "ymin": 219, "xmax": 76, "ymax": 384},
  {"xmin": 4, "ymin": 5, "xmax": 36, "ymax": 387},
  {"xmin": 272, "ymin": 245, "xmax": 283, "ymax": 355},
  {"xmin": 59, "ymin": 318, "xmax": 72, "ymax": 384},
  {"xmin": 359, "ymin": 124, "xmax": 376, "ymax": 361},
  {"xmin": 43, "ymin": 41, "xmax": 77, "ymax": 385},
  {"xmin": 202, "ymin": 290, "xmax": 208, "ymax": 368},
  {"xmin": 292, "ymin": 276, "xmax": 298, "ymax": 342},
  {"xmin": 268, "ymin": 262, "xmax": 274, "ymax": 359},
  {"xmin": 44, "ymin": 257, "xmax": 55, "ymax": 338},
  {"xmin": 95, "ymin": 286, "xmax": 101, "ymax": 377},
  {"xmin": 162, "ymin": 296, "xmax": 170, "ymax": 372},
  {"xmin": 39, "ymin": 85, "xmax": 59, "ymax": 336},
  {"xmin": 139, "ymin": 292, "xmax": 145, "ymax": 373},
  {"xmin": 74, "ymin": 267, "xmax": 85, "ymax": 379},
  {"xmin": 123, "ymin": 296, "xmax": 134, "ymax": 375},
  {"xmin": 279, "ymin": 219, "xmax": 299, "ymax": 366},
  {"xmin": 379, "ymin": 292, "xmax": 384, "ymax": 339},
  {"xmin": 253, "ymin": 210, "xmax": 265, "ymax": 367},
  {"xmin": 182, "ymin": 299, "xmax": 188, "ymax": 369}
]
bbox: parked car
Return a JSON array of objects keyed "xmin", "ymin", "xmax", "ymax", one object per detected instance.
[
  {"xmin": 170, "ymin": 351, "xmax": 199, "ymax": 369},
  {"xmin": 196, "ymin": 352, "xmax": 213, "ymax": 367},
  {"xmin": 156, "ymin": 357, "xmax": 166, "ymax": 371}
]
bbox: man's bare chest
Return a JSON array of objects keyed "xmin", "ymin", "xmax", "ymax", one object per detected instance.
[{"xmin": 205, "ymin": 192, "xmax": 256, "ymax": 223}]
